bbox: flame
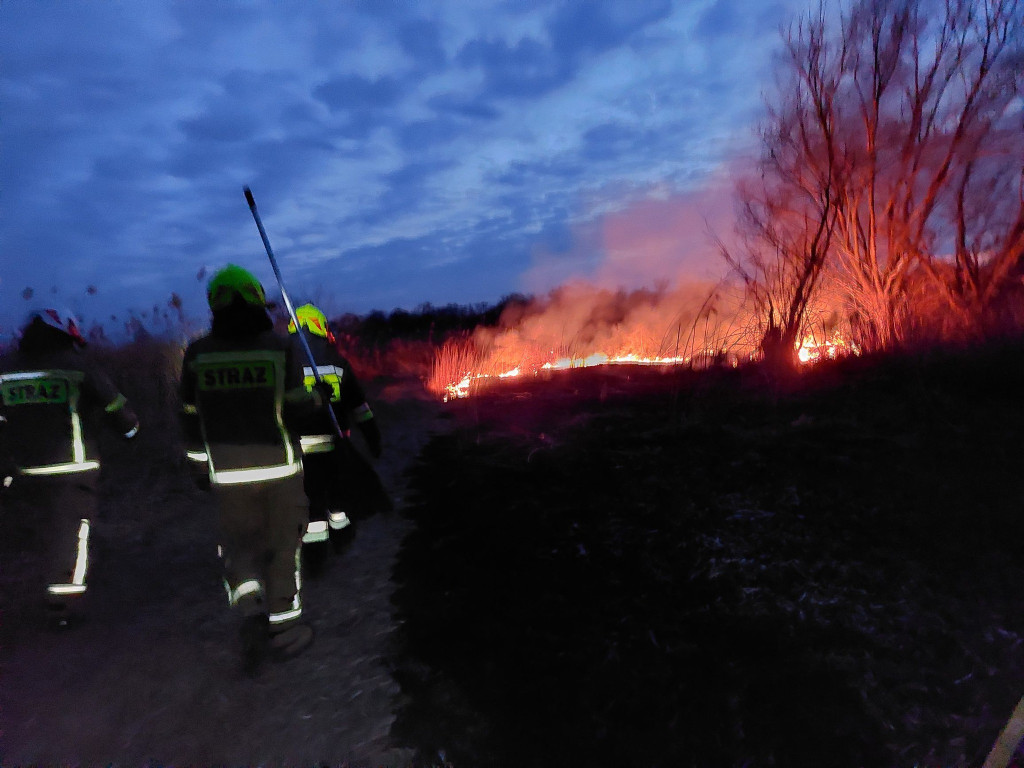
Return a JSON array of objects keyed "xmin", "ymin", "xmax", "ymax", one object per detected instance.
[
  {"xmin": 433, "ymin": 333, "xmax": 860, "ymax": 401},
  {"xmin": 426, "ymin": 282, "xmax": 861, "ymax": 401},
  {"xmin": 796, "ymin": 333, "xmax": 861, "ymax": 364},
  {"xmin": 434, "ymin": 348, "xmax": 735, "ymax": 402}
]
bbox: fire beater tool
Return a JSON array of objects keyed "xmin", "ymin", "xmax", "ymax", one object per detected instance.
[{"xmin": 243, "ymin": 185, "xmax": 345, "ymax": 443}]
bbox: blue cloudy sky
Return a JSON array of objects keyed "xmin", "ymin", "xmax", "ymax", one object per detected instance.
[{"xmin": 1, "ymin": 0, "xmax": 807, "ymax": 336}]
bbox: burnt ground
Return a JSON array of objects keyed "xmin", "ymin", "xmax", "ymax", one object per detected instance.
[{"xmin": 4, "ymin": 343, "xmax": 1024, "ymax": 767}]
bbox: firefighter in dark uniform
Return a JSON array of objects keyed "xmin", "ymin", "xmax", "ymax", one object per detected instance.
[
  {"xmin": 0, "ymin": 309, "xmax": 139, "ymax": 628},
  {"xmin": 287, "ymin": 304, "xmax": 382, "ymax": 574},
  {"xmin": 179, "ymin": 265, "xmax": 325, "ymax": 673}
]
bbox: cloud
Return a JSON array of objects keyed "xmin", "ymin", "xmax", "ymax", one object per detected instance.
[
  {"xmin": 313, "ymin": 74, "xmax": 404, "ymax": 112},
  {"xmin": 696, "ymin": 0, "xmax": 741, "ymax": 37},
  {"xmin": 549, "ymin": 0, "xmax": 674, "ymax": 55},
  {"xmin": 581, "ymin": 122, "xmax": 650, "ymax": 161},
  {"xmin": 0, "ymin": 0, "xmax": 806, "ymax": 336},
  {"xmin": 397, "ymin": 18, "xmax": 447, "ymax": 69},
  {"xmin": 457, "ymin": 35, "xmax": 574, "ymax": 98},
  {"xmin": 425, "ymin": 92, "xmax": 501, "ymax": 120}
]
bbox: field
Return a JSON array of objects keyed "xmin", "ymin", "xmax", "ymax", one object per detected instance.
[
  {"xmin": 391, "ymin": 342, "xmax": 1024, "ymax": 767},
  {"xmin": 3, "ymin": 337, "xmax": 1024, "ymax": 767}
]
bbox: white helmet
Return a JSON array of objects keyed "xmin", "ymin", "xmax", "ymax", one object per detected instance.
[{"xmin": 26, "ymin": 308, "xmax": 86, "ymax": 345}]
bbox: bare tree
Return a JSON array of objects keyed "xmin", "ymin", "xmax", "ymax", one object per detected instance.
[
  {"xmin": 734, "ymin": 0, "xmax": 1023, "ymax": 353},
  {"xmin": 837, "ymin": 0, "xmax": 1024, "ymax": 339},
  {"xmin": 726, "ymin": 7, "xmax": 843, "ymax": 369}
]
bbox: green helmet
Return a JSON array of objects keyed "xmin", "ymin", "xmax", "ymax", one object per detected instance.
[{"xmin": 206, "ymin": 264, "xmax": 266, "ymax": 311}]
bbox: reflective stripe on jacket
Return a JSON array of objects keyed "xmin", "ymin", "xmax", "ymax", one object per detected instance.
[
  {"xmin": 180, "ymin": 330, "xmax": 312, "ymax": 486},
  {"xmin": 0, "ymin": 349, "xmax": 137, "ymax": 476},
  {"xmin": 290, "ymin": 335, "xmax": 373, "ymax": 451}
]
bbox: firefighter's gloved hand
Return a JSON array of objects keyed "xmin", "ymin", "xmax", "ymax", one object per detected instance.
[
  {"xmin": 313, "ymin": 381, "xmax": 334, "ymax": 408},
  {"xmin": 360, "ymin": 419, "xmax": 382, "ymax": 459}
]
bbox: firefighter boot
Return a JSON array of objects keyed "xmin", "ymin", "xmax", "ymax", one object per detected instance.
[
  {"xmin": 269, "ymin": 622, "xmax": 314, "ymax": 661},
  {"xmin": 239, "ymin": 613, "xmax": 270, "ymax": 676}
]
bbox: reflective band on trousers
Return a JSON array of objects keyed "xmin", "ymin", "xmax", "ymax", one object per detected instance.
[
  {"xmin": 328, "ymin": 511, "xmax": 351, "ymax": 530},
  {"xmin": 299, "ymin": 435, "xmax": 334, "ymax": 454},
  {"xmin": 302, "ymin": 520, "xmax": 329, "ymax": 543},
  {"xmin": 212, "ymin": 462, "xmax": 300, "ymax": 486},
  {"xmin": 270, "ymin": 606, "xmax": 302, "ymax": 624},
  {"xmin": 105, "ymin": 394, "xmax": 128, "ymax": 413},
  {"xmin": 269, "ymin": 546, "xmax": 302, "ymax": 625},
  {"xmin": 226, "ymin": 579, "xmax": 263, "ymax": 607},
  {"xmin": 22, "ymin": 460, "xmax": 100, "ymax": 476},
  {"xmin": 48, "ymin": 584, "xmax": 87, "ymax": 595},
  {"xmin": 186, "ymin": 450, "xmax": 209, "ymax": 462},
  {"xmin": 48, "ymin": 519, "xmax": 89, "ymax": 596}
]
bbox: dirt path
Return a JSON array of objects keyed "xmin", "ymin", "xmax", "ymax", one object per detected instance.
[{"xmin": 0, "ymin": 379, "xmax": 448, "ymax": 767}]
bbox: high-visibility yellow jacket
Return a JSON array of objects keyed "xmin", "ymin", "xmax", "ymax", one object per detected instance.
[
  {"xmin": 180, "ymin": 328, "xmax": 319, "ymax": 486},
  {"xmin": 0, "ymin": 346, "xmax": 138, "ymax": 477},
  {"xmin": 289, "ymin": 333, "xmax": 377, "ymax": 455}
]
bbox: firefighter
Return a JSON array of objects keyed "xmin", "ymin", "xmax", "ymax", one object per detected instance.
[
  {"xmin": 0, "ymin": 308, "xmax": 139, "ymax": 629},
  {"xmin": 179, "ymin": 265, "xmax": 326, "ymax": 674},
  {"xmin": 287, "ymin": 303, "xmax": 382, "ymax": 575}
]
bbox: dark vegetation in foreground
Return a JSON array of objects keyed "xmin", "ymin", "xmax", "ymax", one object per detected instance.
[{"xmin": 390, "ymin": 338, "xmax": 1024, "ymax": 767}]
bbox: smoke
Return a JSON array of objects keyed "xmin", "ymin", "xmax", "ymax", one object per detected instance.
[
  {"xmin": 470, "ymin": 176, "xmax": 756, "ymax": 368},
  {"xmin": 522, "ymin": 176, "xmax": 736, "ymax": 296},
  {"xmin": 424, "ymin": 174, "xmax": 788, "ymax": 396},
  {"xmin": 476, "ymin": 278, "xmax": 753, "ymax": 364}
]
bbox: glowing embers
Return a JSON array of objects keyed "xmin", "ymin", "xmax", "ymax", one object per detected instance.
[
  {"xmin": 442, "ymin": 367, "xmax": 523, "ymax": 402},
  {"xmin": 541, "ymin": 353, "xmax": 694, "ymax": 369},
  {"xmin": 435, "ymin": 351, "xmax": 716, "ymax": 402},
  {"xmin": 797, "ymin": 333, "xmax": 861, "ymax": 364}
]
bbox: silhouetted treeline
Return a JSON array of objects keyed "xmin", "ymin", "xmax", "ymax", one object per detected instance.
[
  {"xmin": 336, "ymin": 294, "xmax": 530, "ymax": 346},
  {"xmin": 328, "ymin": 294, "xmax": 533, "ymax": 379}
]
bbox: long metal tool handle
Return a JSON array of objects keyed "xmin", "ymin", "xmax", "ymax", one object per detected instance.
[
  {"xmin": 984, "ymin": 695, "xmax": 1024, "ymax": 768},
  {"xmin": 243, "ymin": 186, "xmax": 346, "ymax": 442}
]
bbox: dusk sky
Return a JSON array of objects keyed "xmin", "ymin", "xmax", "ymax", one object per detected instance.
[{"xmin": 1, "ymin": 0, "xmax": 807, "ymax": 338}]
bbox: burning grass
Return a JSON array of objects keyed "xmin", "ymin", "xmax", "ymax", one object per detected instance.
[
  {"xmin": 423, "ymin": 281, "xmax": 868, "ymax": 402},
  {"xmin": 427, "ymin": 327, "xmax": 861, "ymax": 402}
]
